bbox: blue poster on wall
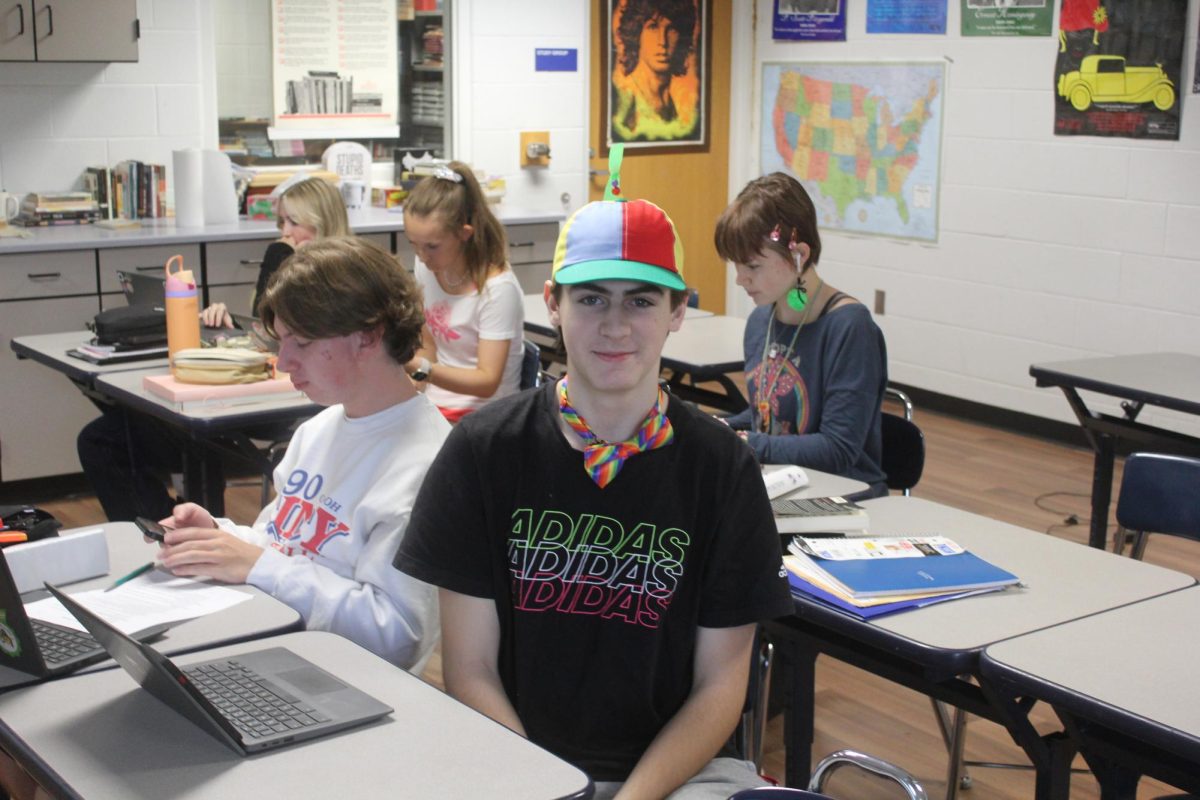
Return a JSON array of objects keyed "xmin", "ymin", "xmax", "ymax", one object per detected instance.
[
  {"xmin": 773, "ymin": 0, "xmax": 847, "ymax": 41},
  {"xmin": 867, "ymin": 0, "xmax": 948, "ymax": 33}
]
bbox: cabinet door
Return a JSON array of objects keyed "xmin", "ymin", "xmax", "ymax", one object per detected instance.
[
  {"xmin": 0, "ymin": 2, "xmax": 35, "ymax": 60},
  {"xmin": 98, "ymin": 243, "xmax": 201, "ymax": 295},
  {"xmin": 0, "ymin": 295, "xmax": 101, "ymax": 482},
  {"xmin": 0, "ymin": 250, "xmax": 96, "ymax": 300},
  {"xmin": 505, "ymin": 222, "xmax": 559, "ymax": 295},
  {"xmin": 206, "ymin": 284, "xmax": 256, "ymax": 319},
  {"xmin": 205, "ymin": 238, "xmax": 275, "ymax": 287},
  {"xmin": 32, "ymin": 0, "xmax": 138, "ymax": 62}
]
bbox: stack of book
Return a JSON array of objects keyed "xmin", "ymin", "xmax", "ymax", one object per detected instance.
[
  {"xmin": 784, "ymin": 535, "xmax": 1020, "ymax": 619},
  {"xmin": 82, "ymin": 162, "xmax": 167, "ymax": 221},
  {"xmin": 16, "ymin": 192, "xmax": 100, "ymax": 226}
]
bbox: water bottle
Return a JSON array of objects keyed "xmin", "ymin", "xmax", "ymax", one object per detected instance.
[{"xmin": 165, "ymin": 253, "xmax": 200, "ymax": 369}]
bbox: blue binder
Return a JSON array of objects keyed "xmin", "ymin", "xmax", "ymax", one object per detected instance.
[
  {"xmin": 806, "ymin": 550, "xmax": 1019, "ymax": 598},
  {"xmin": 785, "ymin": 570, "xmax": 1002, "ymax": 619}
]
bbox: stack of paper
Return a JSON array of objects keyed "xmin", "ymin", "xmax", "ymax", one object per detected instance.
[
  {"xmin": 762, "ymin": 465, "xmax": 809, "ymax": 499},
  {"xmin": 785, "ymin": 535, "xmax": 1020, "ymax": 619}
]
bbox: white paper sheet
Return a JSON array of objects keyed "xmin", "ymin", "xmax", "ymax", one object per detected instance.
[{"xmin": 25, "ymin": 567, "xmax": 252, "ymax": 634}]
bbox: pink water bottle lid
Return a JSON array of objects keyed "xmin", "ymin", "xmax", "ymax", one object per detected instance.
[{"xmin": 164, "ymin": 254, "xmax": 196, "ymax": 296}]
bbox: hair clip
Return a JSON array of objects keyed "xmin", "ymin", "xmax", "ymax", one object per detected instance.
[
  {"xmin": 431, "ymin": 166, "xmax": 463, "ymax": 183},
  {"xmin": 769, "ymin": 224, "xmax": 783, "ymax": 242}
]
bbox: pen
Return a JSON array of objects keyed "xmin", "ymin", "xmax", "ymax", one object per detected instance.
[{"xmin": 105, "ymin": 561, "xmax": 156, "ymax": 592}]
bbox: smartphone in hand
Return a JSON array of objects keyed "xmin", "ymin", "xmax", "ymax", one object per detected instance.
[{"xmin": 134, "ymin": 516, "xmax": 170, "ymax": 542}]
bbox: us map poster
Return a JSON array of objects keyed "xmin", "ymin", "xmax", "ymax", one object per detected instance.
[
  {"xmin": 761, "ymin": 62, "xmax": 946, "ymax": 242},
  {"xmin": 1054, "ymin": 0, "xmax": 1186, "ymax": 140}
]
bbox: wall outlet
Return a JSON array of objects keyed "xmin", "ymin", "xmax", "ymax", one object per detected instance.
[{"xmin": 874, "ymin": 289, "xmax": 886, "ymax": 315}]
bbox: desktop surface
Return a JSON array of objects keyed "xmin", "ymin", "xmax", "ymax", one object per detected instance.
[
  {"xmin": 0, "ymin": 631, "xmax": 593, "ymax": 800},
  {"xmin": 1029, "ymin": 352, "xmax": 1200, "ymax": 416},
  {"xmin": 982, "ymin": 586, "xmax": 1200, "ymax": 765},
  {"xmin": 0, "ymin": 523, "xmax": 301, "ymax": 692},
  {"xmin": 821, "ymin": 496, "xmax": 1195, "ymax": 656}
]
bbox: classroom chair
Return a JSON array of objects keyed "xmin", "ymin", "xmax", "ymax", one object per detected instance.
[
  {"xmin": 727, "ymin": 749, "xmax": 928, "ymax": 800},
  {"xmin": 881, "ymin": 387, "xmax": 925, "ymax": 496},
  {"xmin": 734, "ymin": 627, "xmax": 775, "ymax": 775},
  {"xmin": 1113, "ymin": 452, "xmax": 1200, "ymax": 559},
  {"xmin": 519, "ymin": 338, "xmax": 542, "ymax": 390}
]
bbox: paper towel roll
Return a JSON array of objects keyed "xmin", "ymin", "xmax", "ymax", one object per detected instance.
[
  {"xmin": 202, "ymin": 150, "xmax": 238, "ymax": 225},
  {"xmin": 172, "ymin": 148, "xmax": 205, "ymax": 228}
]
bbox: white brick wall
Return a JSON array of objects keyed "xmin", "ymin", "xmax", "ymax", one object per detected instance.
[
  {"xmin": 729, "ymin": 0, "xmax": 1200, "ymax": 435},
  {"xmin": 455, "ymin": 0, "xmax": 590, "ymax": 217},
  {"xmin": 0, "ymin": 0, "xmax": 211, "ymax": 199}
]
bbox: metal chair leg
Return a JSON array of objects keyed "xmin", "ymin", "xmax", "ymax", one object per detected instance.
[
  {"xmin": 1112, "ymin": 525, "xmax": 1127, "ymax": 555},
  {"xmin": 1130, "ymin": 530, "xmax": 1149, "ymax": 561}
]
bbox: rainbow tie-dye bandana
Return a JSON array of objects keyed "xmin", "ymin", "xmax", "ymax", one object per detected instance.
[{"xmin": 557, "ymin": 376, "xmax": 674, "ymax": 489}]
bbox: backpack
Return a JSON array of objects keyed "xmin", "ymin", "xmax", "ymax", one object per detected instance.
[{"xmin": 89, "ymin": 306, "xmax": 167, "ymax": 349}]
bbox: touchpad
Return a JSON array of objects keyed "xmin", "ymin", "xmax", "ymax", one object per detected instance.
[{"xmin": 278, "ymin": 666, "xmax": 345, "ymax": 695}]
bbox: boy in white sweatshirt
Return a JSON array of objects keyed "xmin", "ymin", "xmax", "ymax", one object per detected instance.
[{"xmin": 158, "ymin": 236, "xmax": 450, "ymax": 671}]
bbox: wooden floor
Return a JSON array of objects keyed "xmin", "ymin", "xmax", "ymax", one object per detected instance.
[{"xmin": 34, "ymin": 403, "xmax": 1196, "ymax": 799}]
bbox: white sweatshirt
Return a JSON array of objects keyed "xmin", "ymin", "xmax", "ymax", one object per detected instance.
[{"xmin": 219, "ymin": 394, "xmax": 450, "ymax": 671}]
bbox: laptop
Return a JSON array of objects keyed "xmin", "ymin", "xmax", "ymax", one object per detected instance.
[
  {"xmin": 116, "ymin": 268, "xmax": 271, "ymax": 349},
  {"xmin": 47, "ymin": 583, "xmax": 393, "ymax": 755},
  {"xmin": 117, "ymin": 269, "xmax": 167, "ymax": 309},
  {"xmin": 0, "ymin": 551, "xmax": 168, "ymax": 678}
]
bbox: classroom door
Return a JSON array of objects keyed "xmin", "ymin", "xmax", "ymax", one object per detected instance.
[{"xmin": 588, "ymin": 0, "xmax": 732, "ymax": 314}]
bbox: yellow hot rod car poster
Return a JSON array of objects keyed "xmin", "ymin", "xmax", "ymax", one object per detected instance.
[{"xmin": 1054, "ymin": 0, "xmax": 1185, "ymax": 140}]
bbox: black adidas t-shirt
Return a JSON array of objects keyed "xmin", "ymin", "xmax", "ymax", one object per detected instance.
[{"xmin": 395, "ymin": 383, "xmax": 793, "ymax": 781}]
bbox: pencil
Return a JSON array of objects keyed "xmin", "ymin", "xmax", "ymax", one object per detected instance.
[{"xmin": 105, "ymin": 561, "xmax": 156, "ymax": 591}]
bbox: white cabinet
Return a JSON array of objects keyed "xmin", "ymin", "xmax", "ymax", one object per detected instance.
[{"xmin": 0, "ymin": 0, "xmax": 138, "ymax": 63}]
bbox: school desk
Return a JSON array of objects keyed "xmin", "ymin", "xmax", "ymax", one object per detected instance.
[
  {"xmin": 11, "ymin": 331, "xmax": 169, "ymax": 390},
  {"xmin": 93, "ymin": 368, "xmax": 319, "ymax": 517},
  {"xmin": 981, "ymin": 586, "xmax": 1200, "ymax": 799},
  {"xmin": 0, "ymin": 522, "xmax": 301, "ymax": 692},
  {"xmin": 1030, "ymin": 352, "xmax": 1200, "ymax": 549},
  {"xmin": 768, "ymin": 495, "xmax": 1195, "ymax": 798},
  {"xmin": 0, "ymin": 630, "xmax": 593, "ymax": 799}
]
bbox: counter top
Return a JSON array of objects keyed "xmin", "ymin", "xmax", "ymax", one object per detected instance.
[{"xmin": 0, "ymin": 205, "xmax": 564, "ymax": 255}]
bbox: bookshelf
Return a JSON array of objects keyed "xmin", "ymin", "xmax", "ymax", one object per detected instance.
[{"xmin": 215, "ymin": 1, "xmax": 451, "ymax": 171}]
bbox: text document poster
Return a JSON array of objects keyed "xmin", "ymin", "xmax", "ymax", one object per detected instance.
[
  {"xmin": 272, "ymin": 0, "xmax": 398, "ymax": 132},
  {"xmin": 773, "ymin": 0, "xmax": 848, "ymax": 41}
]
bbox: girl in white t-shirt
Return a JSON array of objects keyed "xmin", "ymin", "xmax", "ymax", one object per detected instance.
[{"xmin": 403, "ymin": 161, "xmax": 525, "ymax": 422}]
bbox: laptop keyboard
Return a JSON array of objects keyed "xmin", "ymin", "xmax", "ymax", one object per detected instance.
[
  {"xmin": 772, "ymin": 497, "xmax": 861, "ymax": 516},
  {"xmin": 31, "ymin": 620, "xmax": 100, "ymax": 666},
  {"xmin": 185, "ymin": 659, "xmax": 331, "ymax": 740}
]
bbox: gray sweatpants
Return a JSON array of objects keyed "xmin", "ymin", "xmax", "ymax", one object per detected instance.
[{"xmin": 591, "ymin": 757, "xmax": 769, "ymax": 800}]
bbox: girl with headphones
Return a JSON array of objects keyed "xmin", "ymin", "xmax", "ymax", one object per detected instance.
[{"xmin": 715, "ymin": 172, "xmax": 888, "ymax": 497}]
